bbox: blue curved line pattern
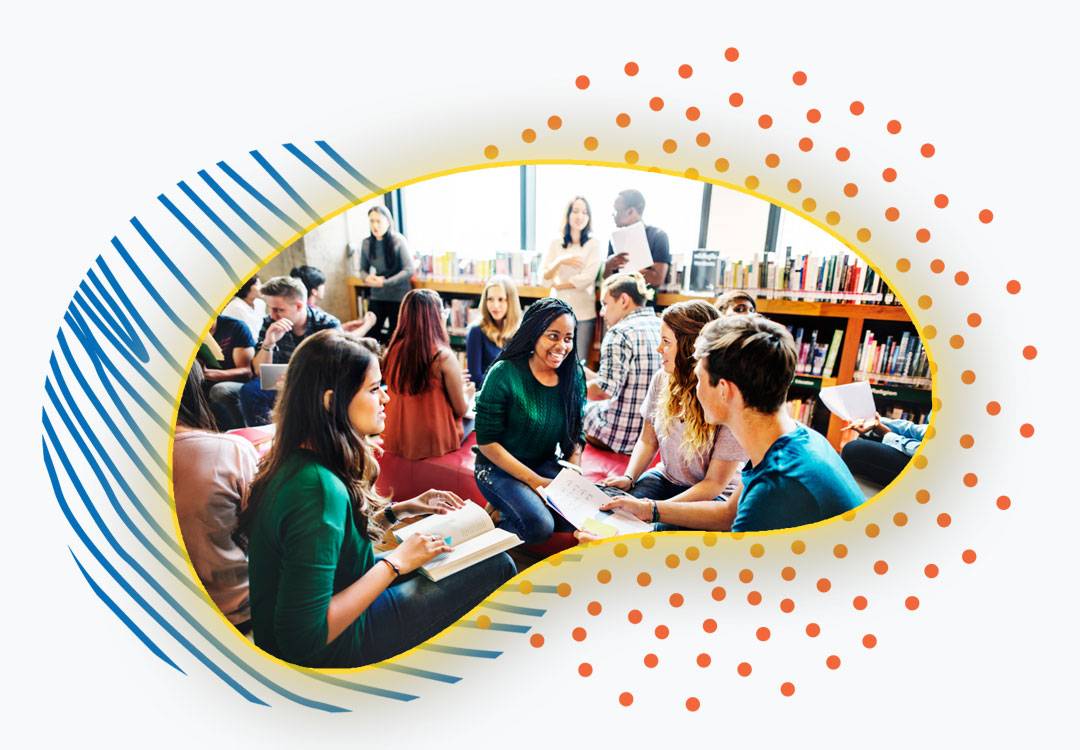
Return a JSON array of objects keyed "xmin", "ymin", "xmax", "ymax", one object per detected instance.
[{"xmin": 40, "ymin": 140, "xmax": 547, "ymax": 710}]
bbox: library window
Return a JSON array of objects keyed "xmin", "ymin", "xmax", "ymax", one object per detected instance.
[{"xmin": 401, "ymin": 168, "xmax": 519, "ymax": 257}]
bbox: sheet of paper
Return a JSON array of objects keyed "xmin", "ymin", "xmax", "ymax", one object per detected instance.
[
  {"xmin": 394, "ymin": 501, "xmax": 493, "ymax": 546},
  {"xmin": 819, "ymin": 380, "xmax": 877, "ymax": 422},
  {"xmin": 540, "ymin": 469, "xmax": 651, "ymax": 538},
  {"xmin": 610, "ymin": 221, "xmax": 654, "ymax": 273}
]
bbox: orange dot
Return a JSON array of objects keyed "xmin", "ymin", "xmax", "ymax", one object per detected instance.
[
  {"xmin": 885, "ymin": 207, "xmax": 900, "ymax": 221},
  {"xmin": 882, "ymin": 168, "xmax": 897, "ymax": 182},
  {"xmin": 655, "ymin": 624, "xmax": 669, "ymax": 639},
  {"xmin": 925, "ymin": 563, "xmax": 939, "ymax": 578},
  {"xmin": 836, "ymin": 147, "xmax": 851, "ymax": 161},
  {"xmin": 950, "ymin": 335, "xmax": 965, "ymax": 349},
  {"xmin": 747, "ymin": 591, "xmax": 762, "ymax": 606},
  {"xmin": 1020, "ymin": 423, "xmax": 1035, "ymax": 438},
  {"xmin": 662, "ymin": 138, "xmax": 678, "ymax": 154},
  {"xmin": 979, "ymin": 209, "xmax": 994, "ymax": 223},
  {"xmin": 530, "ymin": 633, "xmax": 545, "ymax": 648},
  {"xmin": 802, "ymin": 198, "xmax": 817, "ymax": 212},
  {"xmin": 578, "ymin": 662, "xmax": 592, "ymax": 677},
  {"xmin": 686, "ymin": 697, "xmax": 701, "ymax": 712},
  {"xmin": 896, "ymin": 258, "xmax": 911, "ymax": 272},
  {"xmin": 967, "ymin": 313, "xmax": 983, "ymax": 328},
  {"xmin": 791, "ymin": 540, "xmax": 806, "ymax": 554},
  {"xmin": 714, "ymin": 157, "xmax": 730, "ymax": 172},
  {"xmin": 806, "ymin": 623, "xmax": 821, "ymax": 637},
  {"xmin": 758, "ymin": 114, "xmax": 773, "ymax": 129},
  {"xmin": 963, "ymin": 473, "xmax": 978, "ymax": 488},
  {"xmin": 921, "ymin": 143, "xmax": 936, "ymax": 158},
  {"xmin": 575, "ymin": 75, "xmax": 590, "ymax": 90},
  {"xmin": 793, "ymin": 71, "xmax": 808, "ymax": 85},
  {"xmin": 711, "ymin": 586, "xmax": 727, "ymax": 601},
  {"xmin": 833, "ymin": 544, "xmax": 848, "ymax": 559},
  {"xmin": 669, "ymin": 593, "xmax": 684, "ymax": 608},
  {"xmin": 728, "ymin": 92, "xmax": 744, "ymax": 107},
  {"xmin": 798, "ymin": 137, "xmax": 814, "ymax": 152},
  {"xmin": 826, "ymin": 211, "xmax": 841, "ymax": 226},
  {"xmin": 780, "ymin": 682, "xmax": 796, "ymax": 697},
  {"xmin": 649, "ymin": 96, "xmax": 664, "ymax": 111},
  {"xmin": 637, "ymin": 572, "xmax": 651, "ymax": 587},
  {"xmin": 934, "ymin": 194, "xmax": 949, "ymax": 208},
  {"xmin": 1005, "ymin": 279, "xmax": 1023, "ymax": 296},
  {"xmin": 806, "ymin": 108, "xmax": 821, "ymax": 123},
  {"xmin": 781, "ymin": 566, "xmax": 796, "ymax": 581},
  {"xmin": 843, "ymin": 183, "xmax": 858, "ymax": 197},
  {"xmin": 521, "ymin": 129, "xmax": 537, "ymax": 144},
  {"xmin": 917, "ymin": 295, "xmax": 933, "ymax": 309},
  {"xmin": 665, "ymin": 554, "xmax": 680, "ymax": 569},
  {"xmin": 572, "ymin": 627, "xmax": 587, "ymax": 642},
  {"xmin": 765, "ymin": 153, "xmax": 780, "ymax": 167},
  {"xmin": 863, "ymin": 633, "xmax": 878, "ymax": 648},
  {"xmin": 619, "ymin": 692, "xmax": 634, "ymax": 707},
  {"xmin": 954, "ymin": 271, "xmax": 970, "ymax": 285},
  {"xmin": 696, "ymin": 132, "xmax": 712, "ymax": 147},
  {"xmin": 874, "ymin": 560, "xmax": 889, "ymax": 575},
  {"xmin": 625, "ymin": 150, "xmax": 639, "ymax": 164},
  {"xmin": 756, "ymin": 627, "xmax": 771, "ymax": 641},
  {"xmin": 587, "ymin": 601, "xmax": 602, "ymax": 616},
  {"xmin": 913, "ymin": 455, "xmax": 928, "ymax": 469},
  {"xmin": 476, "ymin": 615, "xmax": 491, "ymax": 629},
  {"xmin": 780, "ymin": 598, "xmax": 795, "ymax": 613},
  {"xmin": 616, "ymin": 112, "xmax": 631, "ymax": 128},
  {"xmin": 519, "ymin": 580, "xmax": 533, "ymax": 594},
  {"xmin": 686, "ymin": 106, "xmax": 701, "ymax": 121},
  {"xmin": 902, "ymin": 596, "xmax": 920, "ymax": 611},
  {"xmin": 597, "ymin": 569, "xmax": 612, "ymax": 584},
  {"xmin": 937, "ymin": 513, "xmax": 952, "ymax": 528},
  {"xmin": 857, "ymin": 228, "xmax": 872, "ymax": 243},
  {"xmin": 986, "ymin": 400, "xmax": 1001, "ymax": 416},
  {"xmin": 894, "ymin": 512, "xmax": 908, "ymax": 527},
  {"xmin": 853, "ymin": 595, "xmax": 868, "ymax": 610},
  {"xmin": 737, "ymin": 662, "xmax": 752, "ymax": 677},
  {"xmin": 547, "ymin": 115, "xmax": 562, "ymax": 130},
  {"xmin": 739, "ymin": 569, "xmax": 754, "ymax": 584},
  {"xmin": 483, "ymin": 145, "xmax": 499, "ymax": 160},
  {"xmin": 865, "ymin": 523, "xmax": 880, "ymax": 538},
  {"xmin": 962, "ymin": 549, "xmax": 977, "ymax": 564},
  {"xmin": 628, "ymin": 609, "xmax": 643, "ymax": 624},
  {"xmin": 696, "ymin": 652, "xmax": 712, "ymax": 668},
  {"xmin": 916, "ymin": 228, "xmax": 931, "ymax": 243},
  {"xmin": 930, "ymin": 259, "xmax": 945, "ymax": 274},
  {"xmin": 960, "ymin": 434, "xmax": 975, "ymax": 449},
  {"xmin": 725, "ymin": 47, "xmax": 740, "ymax": 62},
  {"xmin": 887, "ymin": 119, "xmax": 902, "ymax": 134},
  {"xmin": 992, "ymin": 495, "xmax": 1011, "ymax": 512},
  {"xmin": 583, "ymin": 136, "xmax": 599, "ymax": 151},
  {"xmin": 816, "ymin": 577, "xmax": 831, "ymax": 593},
  {"xmin": 703, "ymin": 618, "xmax": 718, "ymax": 633},
  {"xmin": 624, "ymin": 61, "xmax": 639, "ymax": 76},
  {"xmin": 702, "ymin": 567, "xmax": 718, "ymax": 582},
  {"xmin": 825, "ymin": 655, "xmax": 842, "ymax": 671},
  {"xmin": 850, "ymin": 101, "xmax": 865, "ymax": 115},
  {"xmin": 1023, "ymin": 345, "xmax": 1037, "ymax": 360},
  {"xmin": 678, "ymin": 63, "xmax": 693, "ymax": 78},
  {"xmin": 787, "ymin": 179, "xmax": 802, "ymax": 193},
  {"xmin": 557, "ymin": 583, "xmax": 572, "ymax": 597}
]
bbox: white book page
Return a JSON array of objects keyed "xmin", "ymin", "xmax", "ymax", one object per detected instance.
[
  {"xmin": 610, "ymin": 221, "xmax": 654, "ymax": 273},
  {"xmin": 394, "ymin": 501, "xmax": 493, "ymax": 546},
  {"xmin": 422, "ymin": 528, "xmax": 520, "ymax": 580},
  {"xmin": 541, "ymin": 469, "xmax": 651, "ymax": 538},
  {"xmin": 819, "ymin": 381, "xmax": 877, "ymax": 422}
]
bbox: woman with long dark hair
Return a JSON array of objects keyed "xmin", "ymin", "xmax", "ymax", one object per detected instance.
[
  {"xmin": 173, "ymin": 362, "xmax": 258, "ymax": 631},
  {"xmin": 473, "ymin": 297, "xmax": 585, "ymax": 544},
  {"xmin": 540, "ymin": 196, "xmax": 602, "ymax": 362},
  {"xmin": 239, "ymin": 329, "xmax": 515, "ymax": 668},
  {"xmin": 382, "ymin": 289, "xmax": 473, "ymax": 459},
  {"xmin": 596, "ymin": 301, "xmax": 747, "ymax": 531},
  {"xmin": 465, "ymin": 275, "xmax": 522, "ymax": 388},
  {"xmin": 358, "ymin": 204, "xmax": 413, "ymax": 343}
]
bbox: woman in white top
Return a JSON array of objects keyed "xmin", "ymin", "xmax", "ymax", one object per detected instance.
[
  {"xmin": 541, "ymin": 196, "xmax": 602, "ymax": 363},
  {"xmin": 222, "ymin": 275, "xmax": 267, "ymax": 340}
]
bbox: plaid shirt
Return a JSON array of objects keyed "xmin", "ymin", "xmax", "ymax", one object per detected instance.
[{"xmin": 584, "ymin": 307, "xmax": 662, "ymax": 453}]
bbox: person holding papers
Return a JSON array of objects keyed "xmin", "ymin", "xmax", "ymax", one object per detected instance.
[
  {"xmin": 692, "ymin": 314, "xmax": 863, "ymax": 532},
  {"xmin": 240, "ymin": 329, "xmax": 515, "ymax": 668},
  {"xmin": 841, "ymin": 414, "xmax": 924, "ymax": 487},
  {"xmin": 541, "ymin": 196, "xmax": 603, "ymax": 362},
  {"xmin": 596, "ymin": 301, "xmax": 747, "ymax": 531},
  {"xmin": 473, "ymin": 298, "xmax": 586, "ymax": 544},
  {"xmin": 603, "ymin": 189, "xmax": 672, "ymax": 296},
  {"xmin": 381, "ymin": 289, "xmax": 474, "ymax": 459}
]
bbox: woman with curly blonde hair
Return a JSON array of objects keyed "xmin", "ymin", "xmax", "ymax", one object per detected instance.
[{"xmin": 598, "ymin": 301, "xmax": 747, "ymax": 531}]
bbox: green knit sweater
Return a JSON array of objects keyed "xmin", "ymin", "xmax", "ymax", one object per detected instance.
[
  {"xmin": 474, "ymin": 359, "xmax": 585, "ymax": 464},
  {"xmin": 247, "ymin": 451, "xmax": 374, "ymax": 667}
]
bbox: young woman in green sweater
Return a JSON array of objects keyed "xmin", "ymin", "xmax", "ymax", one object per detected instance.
[
  {"xmin": 473, "ymin": 297, "xmax": 586, "ymax": 544},
  {"xmin": 239, "ymin": 329, "xmax": 515, "ymax": 668}
]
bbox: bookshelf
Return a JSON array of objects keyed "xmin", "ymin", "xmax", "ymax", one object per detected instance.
[{"xmin": 345, "ymin": 277, "xmax": 928, "ymax": 450}]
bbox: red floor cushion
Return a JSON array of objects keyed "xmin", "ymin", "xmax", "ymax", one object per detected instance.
[{"xmin": 376, "ymin": 433, "xmax": 486, "ymax": 506}]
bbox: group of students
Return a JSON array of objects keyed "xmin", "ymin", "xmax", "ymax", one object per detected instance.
[{"xmin": 173, "ymin": 189, "xmax": 874, "ymax": 671}]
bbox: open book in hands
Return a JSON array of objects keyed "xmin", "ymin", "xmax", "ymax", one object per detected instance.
[
  {"xmin": 393, "ymin": 501, "xmax": 521, "ymax": 582},
  {"xmin": 538, "ymin": 469, "xmax": 652, "ymax": 539}
]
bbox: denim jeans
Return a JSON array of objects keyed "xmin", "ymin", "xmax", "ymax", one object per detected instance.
[
  {"xmin": 629, "ymin": 468, "xmax": 725, "ymax": 532},
  {"xmin": 841, "ymin": 437, "xmax": 909, "ymax": 487},
  {"xmin": 357, "ymin": 551, "xmax": 516, "ymax": 665},
  {"xmin": 474, "ymin": 456, "xmax": 575, "ymax": 544},
  {"xmin": 208, "ymin": 381, "xmax": 247, "ymax": 431},
  {"xmin": 239, "ymin": 377, "xmax": 277, "ymax": 427}
]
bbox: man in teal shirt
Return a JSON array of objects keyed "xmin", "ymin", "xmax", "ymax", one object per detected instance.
[{"xmin": 692, "ymin": 315, "xmax": 863, "ymax": 532}]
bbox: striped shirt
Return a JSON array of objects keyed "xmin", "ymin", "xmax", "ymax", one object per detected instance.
[{"xmin": 584, "ymin": 307, "xmax": 662, "ymax": 453}]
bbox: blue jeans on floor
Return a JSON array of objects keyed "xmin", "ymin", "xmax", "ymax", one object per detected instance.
[
  {"xmin": 239, "ymin": 377, "xmax": 277, "ymax": 426},
  {"xmin": 474, "ymin": 456, "xmax": 575, "ymax": 544},
  {"xmin": 357, "ymin": 552, "xmax": 517, "ymax": 665},
  {"xmin": 629, "ymin": 468, "xmax": 724, "ymax": 532}
]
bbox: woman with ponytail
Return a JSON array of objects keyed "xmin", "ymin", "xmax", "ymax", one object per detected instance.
[
  {"xmin": 473, "ymin": 298, "xmax": 585, "ymax": 544},
  {"xmin": 240, "ymin": 329, "xmax": 514, "ymax": 668}
]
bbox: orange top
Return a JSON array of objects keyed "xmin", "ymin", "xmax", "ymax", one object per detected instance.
[{"xmin": 381, "ymin": 349, "xmax": 464, "ymax": 460}]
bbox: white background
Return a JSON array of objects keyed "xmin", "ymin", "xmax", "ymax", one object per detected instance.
[{"xmin": 2, "ymin": 0, "xmax": 1076, "ymax": 746}]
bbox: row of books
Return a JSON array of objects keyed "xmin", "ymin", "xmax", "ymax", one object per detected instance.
[
  {"xmin": 856, "ymin": 329, "xmax": 929, "ymax": 385},
  {"xmin": 446, "ymin": 298, "xmax": 480, "ymax": 331},
  {"xmin": 787, "ymin": 398, "xmax": 817, "ymax": 427},
  {"xmin": 415, "ymin": 250, "xmax": 544, "ymax": 287},
  {"xmin": 882, "ymin": 406, "xmax": 929, "ymax": 424},
  {"xmin": 787, "ymin": 326, "xmax": 844, "ymax": 377}
]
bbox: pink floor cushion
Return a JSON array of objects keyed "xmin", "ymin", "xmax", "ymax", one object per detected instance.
[
  {"xmin": 580, "ymin": 443, "xmax": 632, "ymax": 482},
  {"xmin": 376, "ymin": 433, "xmax": 486, "ymax": 507}
]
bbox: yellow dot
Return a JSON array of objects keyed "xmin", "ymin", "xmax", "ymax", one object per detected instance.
[
  {"xmin": 557, "ymin": 583, "xmax": 572, "ymax": 597},
  {"xmin": 924, "ymin": 425, "xmax": 936, "ymax": 440},
  {"xmin": 483, "ymin": 145, "xmax": 499, "ymax": 160},
  {"xmin": 641, "ymin": 535, "xmax": 655, "ymax": 549},
  {"xmin": 548, "ymin": 555, "xmax": 562, "ymax": 566},
  {"xmin": 614, "ymin": 543, "xmax": 628, "ymax": 558},
  {"xmin": 745, "ymin": 175, "xmax": 760, "ymax": 190},
  {"xmin": 684, "ymin": 167, "xmax": 700, "ymax": 179},
  {"xmin": 791, "ymin": 540, "xmax": 806, "ymax": 554},
  {"xmin": 749, "ymin": 543, "xmax": 765, "ymax": 558},
  {"xmin": 917, "ymin": 295, "xmax": 933, "ymax": 309},
  {"xmin": 625, "ymin": 150, "xmax": 639, "ymax": 164},
  {"xmin": 913, "ymin": 454, "xmax": 928, "ymax": 469},
  {"xmin": 685, "ymin": 546, "xmax": 700, "ymax": 561},
  {"xmin": 476, "ymin": 615, "xmax": 492, "ymax": 629},
  {"xmin": 731, "ymin": 532, "xmax": 745, "ymax": 541},
  {"xmin": 519, "ymin": 580, "xmax": 533, "ymax": 594},
  {"xmin": 923, "ymin": 325, "xmax": 937, "ymax": 340},
  {"xmin": 714, "ymin": 158, "xmax": 730, "ymax": 173},
  {"xmin": 521, "ymin": 129, "xmax": 536, "ymax": 144},
  {"xmin": 802, "ymin": 198, "xmax": 817, "ymax": 212},
  {"xmin": 856, "ymin": 228, "xmax": 872, "ymax": 242},
  {"xmin": 702, "ymin": 532, "xmax": 718, "ymax": 546},
  {"xmin": 842, "ymin": 510, "xmax": 857, "ymax": 522},
  {"xmin": 932, "ymin": 397, "xmax": 942, "ymax": 412},
  {"xmin": 584, "ymin": 136, "xmax": 599, "ymax": 151},
  {"xmin": 826, "ymin": 211, "xmax": 841, "ymax": 226},
  {"xmin": 662, "ymin": 138, "xmax": 678, "ymax": 153}
]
